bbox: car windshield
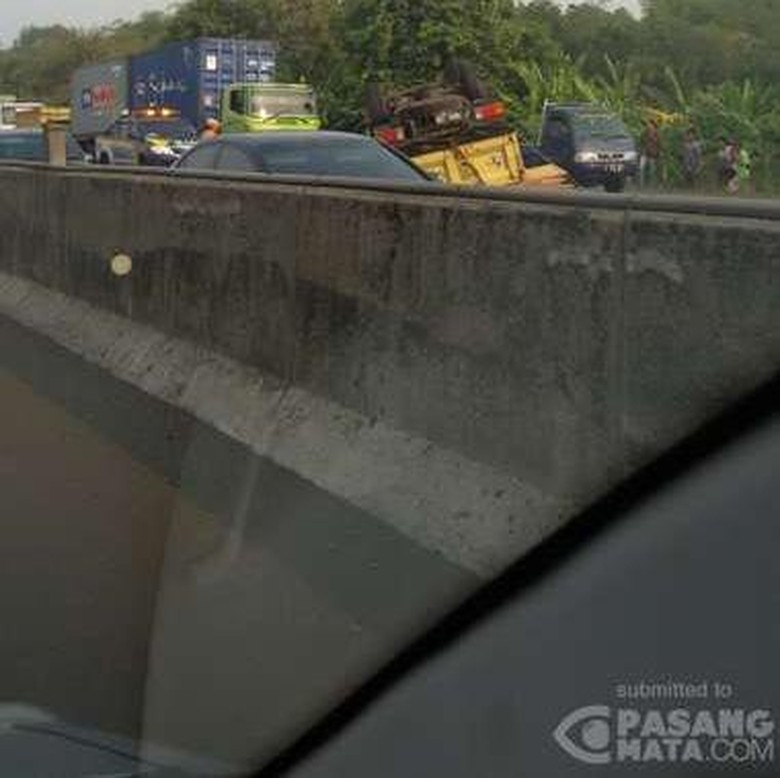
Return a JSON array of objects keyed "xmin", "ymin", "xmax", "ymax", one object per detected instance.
[
  {"xmin": 248, "ymin": 93, "xmax": 317, "ymax": 118},
  {"xmin": 256, "ymin": 138, "xmax": 425, "ymax": 179},
  {"xmin": 570, "ymin": 112, "xmax": 632, "ymax": 140}
]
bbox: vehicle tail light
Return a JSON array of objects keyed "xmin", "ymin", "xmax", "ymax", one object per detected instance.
[
  {"xmin": 374, "ymin": 125, "xmax": 405, "ymax": 146},
  {"xmin": 473, "ymin": 101, "xmax": 506, "ymax": 122}
]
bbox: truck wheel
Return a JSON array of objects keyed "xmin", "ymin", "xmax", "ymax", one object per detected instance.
[
  {"xmin": 444, "ymin": 58, "xmax": 489, "ymax": 102},
  {"xmin": 604, "ymin": 175, "xmax": 626, "ymax": 193},
  {"xmin": 98, "ymin": 152, "xmax": 111, "ymax": 165},
  {"xmin": 77, "ymin": 140, "xmax": 95, "ymax": 163},
  {"xmin": 365, "ymin": 82, "xmax": 389, "ymax": 125}
]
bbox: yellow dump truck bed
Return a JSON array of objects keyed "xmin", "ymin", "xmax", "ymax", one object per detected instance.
[{"xmin": 410, "ymin": 131, "xmax": 571, "ymax": 188}]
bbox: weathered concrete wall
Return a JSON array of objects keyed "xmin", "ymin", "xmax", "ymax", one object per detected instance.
[
  {"xmin": 1, "ymin": 169, "xmax": 779, "ymax": 529},
  {"xmin": 0, "ymin": 165, "xmax": 778, "ymax": 767},
  {"xmin": 0, "ymin": 277, "xmax": 471, "ymax": 768}
]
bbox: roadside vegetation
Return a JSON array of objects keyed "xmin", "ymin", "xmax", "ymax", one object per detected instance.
[{"xmin": 2, "ymin": 0, "xmax": 778, "ymax": 192}]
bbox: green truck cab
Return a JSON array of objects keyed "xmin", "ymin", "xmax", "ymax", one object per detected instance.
[{"xmin": 222, "ymin": 82, "xmax": 320, "ymax": 133}]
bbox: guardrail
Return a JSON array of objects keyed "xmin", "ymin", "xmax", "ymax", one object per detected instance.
[{"xmin": 3, "ymin": 158, "xmax": 780, "ymax": 219}]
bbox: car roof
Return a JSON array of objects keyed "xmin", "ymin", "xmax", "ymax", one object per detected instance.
[
  {"xmin": 547, "ymin": 101, "xmax": 600, "ymax": 109},
  {"xmin": 0, "ymin": 127, "xmax": 77, "ymax": 137},
  {"xmin": 547, "ymin": 103, "xmax": 610, "ymax": 116},
  {"xmin": 0, "ymin": 128, "xmax": 45, "ymax": 136},
  {"xmin": 214, "ymin": 131, "xmax": 375, "ymax": 149}
]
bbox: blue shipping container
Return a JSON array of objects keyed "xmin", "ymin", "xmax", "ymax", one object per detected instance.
[{"xmin": 129, "ymin": 38, "xmax": 276, "ymax": 129}]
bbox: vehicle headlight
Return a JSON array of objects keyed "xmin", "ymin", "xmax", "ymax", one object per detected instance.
[
  {"xmin": 149, "ymin": 145, "xmax": 176, "ymax": 156},
  {"xmin": 574, "ymin": 151, "xmax": 599, "ymax": 163}
]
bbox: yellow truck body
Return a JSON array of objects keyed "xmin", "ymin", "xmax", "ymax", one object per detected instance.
[{"xmin": 410, "ymin": 131, "xmax": 571, "ymax": 188}]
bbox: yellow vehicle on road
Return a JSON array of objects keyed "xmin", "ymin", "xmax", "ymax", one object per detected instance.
[
  {"xmin": 411, "ymin": 129, "xmax": 570, "ymax": 187},
  {"xmin": 366, "ymin": 62, "xmax": 571, "ymax": 189},
  {"xmin": 1, "ymin": 98, "xmax": 70, "ymax": 130}
]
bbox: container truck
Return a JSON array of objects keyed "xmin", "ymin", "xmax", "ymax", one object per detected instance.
[{"xmin": 71, "ymin": 38, "xmax": 319, "ymax": 165}]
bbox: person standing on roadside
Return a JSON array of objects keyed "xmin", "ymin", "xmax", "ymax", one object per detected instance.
[
  {"xmin": 640, "ymin": 118, "xmax": 662, "ymax": 188},
  {"xmin": 682, "ymin": 127, "xmax": 703, "ymax": 189},
  {"xmin": 718, "ymin": 136, "xmax": 738, "ymax": 192},
  {"xmin": 199, "ymin": 118, "xmax": 222, "ymax": 141},
  {"xmin": 735, "ymin": 141, "xmax": 752, "ymax": 194}
]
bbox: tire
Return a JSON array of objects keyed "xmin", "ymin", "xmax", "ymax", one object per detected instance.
[
  {"xmin": 365, "ymin": 82, "xmax": 388, "ymax": 125},
  {"xmin": 444, "ymin": 58, "xmax": 490, "ymax": 102},
  {"xmin": 604, "ymin": 175, "xmax": 626, "ymax": 193},
  {"xmin": 98, "ymin": 152, "xmax": 111, "ymax": 165},
  {"xmin": 77, "ymin": 139, "xmax": 94, "ymax": 162}
]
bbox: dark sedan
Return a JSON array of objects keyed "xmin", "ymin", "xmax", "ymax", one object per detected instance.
[{"xmin": 172, "ymin": 130, "xmax": 433, "ymax": 181}]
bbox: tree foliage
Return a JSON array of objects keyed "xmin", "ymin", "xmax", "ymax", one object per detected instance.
[
  {"xmin": 164, "ymin": 0, "xmax": 275, "ymax": 41},
  {"xmin": 0, "ymin": 14, "xmax": 167, "ymax": 102}
]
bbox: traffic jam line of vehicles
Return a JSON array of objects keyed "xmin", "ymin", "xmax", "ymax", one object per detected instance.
[
  {"xmin": 70, "ymin": 38, "xmax": 318, "ymax": 166},
  {"xmin": 0, "ymin": 42, "xmax": 638, "ymax": 191}
]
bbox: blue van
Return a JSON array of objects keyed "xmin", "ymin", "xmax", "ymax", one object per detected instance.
[{"xmin": 538, "ymin": 102, "xmax": 638, "ymax": 192}]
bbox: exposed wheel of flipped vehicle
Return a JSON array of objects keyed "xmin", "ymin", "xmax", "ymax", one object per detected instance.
[
  {"xmin": 444, "ymin": 58, "xmax": 490, "ymax": 102},
  {"xmin": 604, "ymin": 175, "xmax": 626, "ymax": 193},
  {"xmin": 365, "ymin": 82, "xmax": 389, "ymax": 124}
]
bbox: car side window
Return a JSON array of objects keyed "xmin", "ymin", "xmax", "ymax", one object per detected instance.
[
  {"xmin": 229, "ymin": 90, "xmax": 247, "ymax": 114},
  {"xmin": 177, "ymin": 143, "xmax": 221, "ymax": 170},
  {"xmin": 216, "ymin": 145, "xmax": 256, "ymax": 172},
  {"xmin": 546, "ymin": 117, "xmax": 568, "ymax": 142},
  {"xmin": 542, "ymin": 117, "xmax": 572, "ymax": 158}
]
